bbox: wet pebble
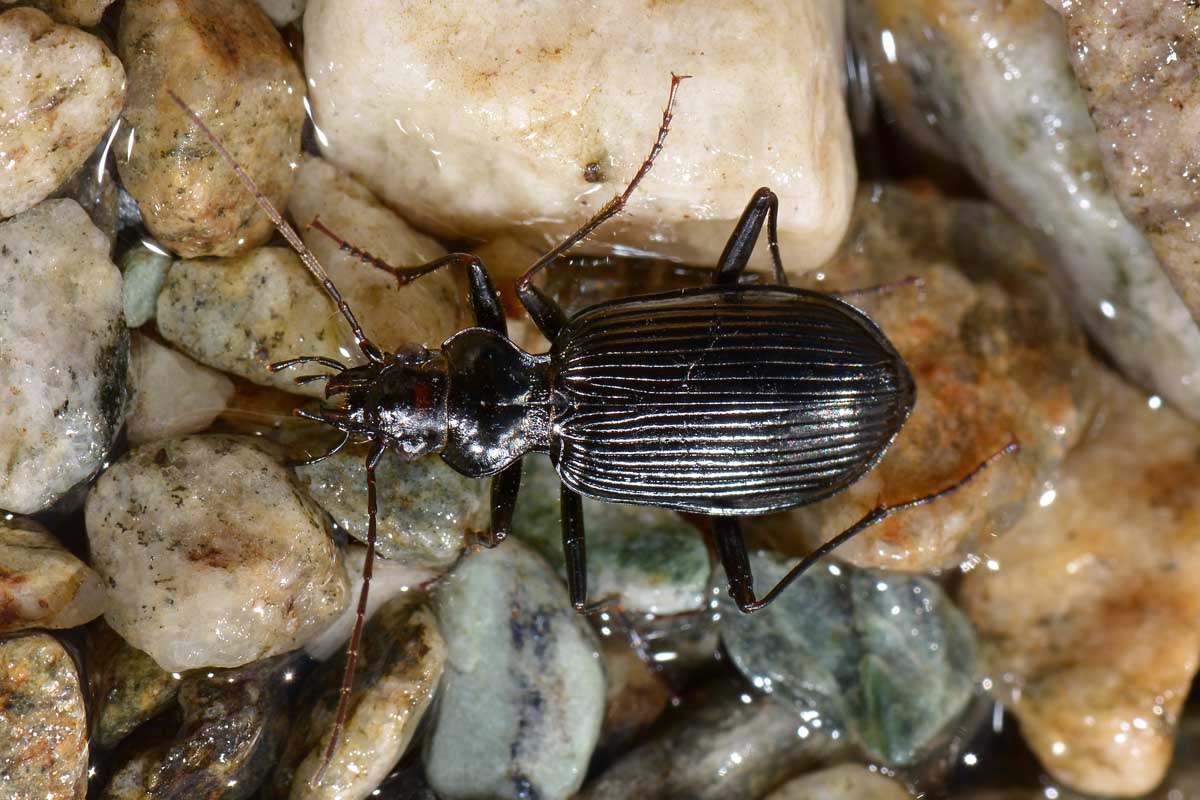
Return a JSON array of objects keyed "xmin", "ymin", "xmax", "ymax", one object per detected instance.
[
  {"xmin": 0, "ymin": 199, "xmax": 128, "ymax": 514},
  {"xmin": 120, "ymin": 243, "xmax": 172, "ymax": 328},
  {"xmin": 720, "ymin": 550, "xmax": 977, "ymax": 765},
  {"xmin": 595, "ymin": 634, "xmax": 671, "ymax": 762},
  {"xmin": 749, "ymin": 185, "xmax": 1094, "ymax": 571},
  {"xmin": 580, "ymin": 681, "xmax": 849, "ymax": 800},
  {"xmin": 116, "ymin": 0, "xmax": 303, "ymax": 257},
  {"xmin": 272, "ymin": 596, "xmax": 445, "ymax": 800},
  {"xmin": 0, "ymin": 516, "xmax": 104, "ymax": 634},
  {"xmin": 0, "ymin": 8, "xmax": 125, "ymax": 218},
  {"xmin": 0, "ymin": 0, "xmax": 114, "ymax": 25},
  {"xmin": 0, "ymin": 633, "xmax": 88, "ymax": 799},
  {"xmin": 765, "ymin": 764, "xmax": 911, "ymax": 800},
  {"xmin": 304, "ymin": 0, "xmax": 854, "ymax": 276},
  {"xmin": 960, "ymin": 371, "xmax": 1200, "ymax": 796},
  {"xmin": 512, "ymin": 454, "xmax": 712, "ymax": 615},
  {"xmin": 156, "ymin": 247, "xmax": 358, "ymax": 397},
  {"xmin": 423, "ymin": 539, "xmax": 605, "ymax": 800},
  {"xmin": 256, "ymin": 0, "xmax": 304, "ymax": 25},
  {"xmin": 288, "ymin": 155, "xmax": 469, "ymax": 354},
  {"xmin": 853, "ymin": 0, "xmax": 1200, "ymax": 420},
  {"xmin": 102, "ymin": 652, "xmax": 301, "ymax": 799},
  {"xmin": 85, "ymin": 435, "xmax": 349, "ymax": 671},
  {"xmin": 125, "ymin": 334, "xmax": 235, "ymax": 446},
  {"xmin": 295, "ymin": 445, "xmax": 485, "ymax": 568},
  {"xmin": 86, "ymin": 622, "xmax": 179, "ymax": 751}
]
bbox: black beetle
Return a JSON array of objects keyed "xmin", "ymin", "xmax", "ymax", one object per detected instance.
[{"xmin": 170, "ymin": 75, "xmax": 1014, "ymax": 778}]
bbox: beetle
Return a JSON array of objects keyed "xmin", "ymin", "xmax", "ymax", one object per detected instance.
[{"xmin": 170, "ymin": 75, "xmax": 1015, "ymax": 779}]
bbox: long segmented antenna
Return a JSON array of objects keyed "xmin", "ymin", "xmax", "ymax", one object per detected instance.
[{"xmin": 166, "ymin": 90, "xmax": 385, "ymax": 364}]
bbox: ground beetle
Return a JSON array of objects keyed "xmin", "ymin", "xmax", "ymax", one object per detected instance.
[{"xmin": 171, "ymin": 75, "xmax": 1015, "ymax": 779}]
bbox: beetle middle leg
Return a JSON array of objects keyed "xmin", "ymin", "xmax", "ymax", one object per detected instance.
[
  {"xmin": 714, "ymin": 440, "xmax": 1020, "ymax": 613},
  {"xmin": 560, "ymin": 485, "xmax": 588, "ymax": 611}
]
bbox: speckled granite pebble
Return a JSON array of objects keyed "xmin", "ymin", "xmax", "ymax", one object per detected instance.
[
  {"xmin": 86, "ymin": 621, "xmax": 179, "ymax": 751},
  {"xmin": 85, "ymin": 435, "xmax": 349, "ymax": 671},
  {"xmin": 273, "ymin": 597, "xmax": 444, "ymax": 800},
  {"xmin": 0, "ymin": 516, "xmax": 104, "ymax": 633},
  {"xmin": 0, "ymin": 0, "xmax": 114, "ymax": 25},
  {"xmin": 116, "ymin": 0, "xmax": 303, "ymax": 257},
  {"xmin": 0, "ymin": 199, "xmax": 128, "ymax": 514},
  {"xmin": 0, "ymin": 633, "xmax": 88, "ymax": 799},
  {"xmin": 424, "ymin": 539, "xmax": 605, "ymax": 800},
  {"xmin": 0, "ymin": 8, "xmax": 125, "ymax": 218}
]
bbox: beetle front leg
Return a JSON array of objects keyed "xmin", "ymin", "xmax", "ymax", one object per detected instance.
[
  {"xmin": 712, "ymin": 517, "xmax": 759, "ymax": 612},
  {"xmin": 713, "ymin": 188, "xmax": 786, "ymax": 287},
  {"xmin": 481, "ymin": 459, "xmax": 522, "ymax": 548},
  {"xmin": 560, "ymin": 485, "xmax": 588, "ymax": 612}
]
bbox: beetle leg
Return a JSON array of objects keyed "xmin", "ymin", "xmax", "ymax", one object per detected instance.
[
  {"xmin": 830, "ymin": 275, "xmax": 924, "ymax": 301},
  {"xmin": 515, "ymin": 74, "xmax": 689, "ymax": 336},
  {"xmin": 313, "ymin": 440, "xmax": 386, "ymax": 785},
  {"xmin": 560, "ymin": 485, "xmax": 589, "ymax": 612},
  {"xmin": 482, "ymin": 459, "xmax": 523, "ymax": 547},
  {"xmin": 713, "ymin": 187, "xmax": 786, "ymax": 287},
  {"xmin": 308, "ymin": 218, "xmax": 510, "ymax": 336},
  {"xmin": 722, "ymin": 439, "xmax": 1020, "ymax": 613}
]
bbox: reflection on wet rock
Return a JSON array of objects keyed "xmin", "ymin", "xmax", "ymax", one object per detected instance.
[
  {"xmin": 0, "ymin": 516, "xmax": 105, "ymax": 634},
  {"xmin": 853, "ymin": 0, "xmax": 1200, "ymax": 420},
  {"xmin": 0, "ymin": 8, "xmax": 125, "ymax": 218},
  {"xmin": 156, "ymin": 248, "xmax": 358, "ymax": 397},
  {"xmin": 751, "ymin": 186, "xmax": 1093, "ymax": 571},
  {"xmin": 85, "ymin": 435, "xmax": 349, "ymax": 671},
  {"xmin": 102, "ymin": 652, "xmax": 301, "ymax": 799},
  {"xmin": 125, "ymin": 334, "xmax": 235, "ymax": 446},
  {"xmin": 295, "ymin": 445, "xmax": 484, "ymax": 569},
  {"xmin": 720, "ymin": 551, "xmax": 977, "ymax": 765},
  {"xmin": 304, "ymin": 0, "xmax": 854, "ymax": 276},
  {"xmin": 0, "ymin": 199, "xmax": 129, "ymax": 514},
  {"xmin": 960, "ymin": 372, "xmax": 1200, "ymax": 796},
  {"xmin": 86, "ymin": 622, "xmax": 179, "ymax": 751},
  {"xmin": 424, "ymin": 539, "xmax": 604, "ymax": 800},
  {"xmin": 513, "ymin": 454, "xmax": 712, "ymax": 615},
  {"xmin": 272, "ymin": 597, "xmax": 444, "ymax": 800},
  {"xmin": 116, "ymin": 0, "xmax": 303, "ymax": 257},
  {"xmin": 0, "ymin": 633, "xmax": 88, "ymax": 799},
  {"xmin": 580, "ymin": 681, "xmax": 849, "ymax": 800}
]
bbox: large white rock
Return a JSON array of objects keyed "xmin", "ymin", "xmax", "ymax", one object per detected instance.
[
  {"xmin": 86, "ymin": 435, "xmax": 350, "ymax": 671},
  {"xmin": 304, "ymin": 0, "xmax": 853, "ymax": 275},
  {"xmin": 0, "ymin": 199, "xmax": 128, "ymax": 514},
  {"xmin": 0, "ymin": 8, "xmax": 125, "ymax": 219}
]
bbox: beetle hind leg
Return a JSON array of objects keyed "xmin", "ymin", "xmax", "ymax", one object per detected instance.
[
  {"xmin": 560, "ymin": 485, "xmax": 588, "ymax": 612},
  {"xmin": 713, "ymin": 187, "xmax": 787, "ymax": 287}
]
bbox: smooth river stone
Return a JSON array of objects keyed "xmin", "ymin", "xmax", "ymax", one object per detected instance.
[
  {"xmin": 288, "ymin": 156, "xmax": 469, "ymax": 354},
  {"xmin": 423, "ymin": 539, "xmax": 605, "ymax": 800},
  {"xmin": 0, "ymin": 8, "xmax": 125, "ymax": 218},
  {"xmin": 579, "ymin": 681, "xmax": 850, "ymax": 800},
  {"xmin": 86, "ymin": 622, "xmax": 179, "ymax": 751},
  {"xmin": 0, "ymin": 633, "xmax": 88, "ymax": 800},
  {"xmin": 304, "ymin": 0, "xmax": 854, "ymax": 276},
  {"xmin": 294, "ymin": 443, "xmax": 486, "ymax": 568},
  {"xmin": 749, "ymin": 185, "xmax": 1094, "ymax": 572},
  {"xmin": 156, "ymin": 247, "xmax": 358, "ymax": 397},
  {"xmin": 272, "ymin": 597, "xmax": 445, "ymax": 800},
  {"xmin": 720, "ymin": 551, "xmax": 977, "ymax": 766},
  {"xmin": 103, "ymin": 652, "xmax": 301, "ymax": 800},
  {"xmin": 0, "ymin": 199, "xmax": 129, "ymax": 514},
  {"xmin": 512, "ymin": 453, "xmax": 712, "ymax": 615},
  {"xmin": 85, "ymin": 435, "xmax": 349, "ymax": 671},
  {"xmin": 116, "ymin": 0, "xmax": 303, "ymax": 257},
  {"xmin": 765, "ymin": 764, "xmax": 912, "ymax": 800},
  {"xmin": 0, "ymin": 517, "xmax": 104, "ymax": 633},
  {"xmin": 120, "ymin": 243, "xmax": 172, "ymax": 328},
  {"xmin": 1058, "ymin": 3, "xmax": 1200, "ymax": 325},
  {"xmin": 959, "ymin": 371, "xmax": 1200, "ymax": 797},
  {"xmin": 0, "ymin": 0, "xmax": 114, "ymax": 25},
  {"xmin": 853, "ymin": 0, "xmax": 1200, "ymax": 420},
  {"xmin": 125, "ymin": 334, "xmax": 235, "ymax": 446}
]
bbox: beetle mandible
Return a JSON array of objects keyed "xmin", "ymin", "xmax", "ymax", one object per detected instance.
[{"xmin": 170, "ymin": 75, "xmax": 1015, "ymax": 779}]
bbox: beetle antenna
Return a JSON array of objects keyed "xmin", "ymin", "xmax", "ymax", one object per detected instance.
[
  {"xmin": 517, "ymin": 73, "xmax": 690, "ymax": 292},
  {"xmin": 312, "ymin": 440, "xmax": 385, "ymax": 785},
  {"xmin": 166, "ymin": 90, "xmax": 386, "ymax": 365}
]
